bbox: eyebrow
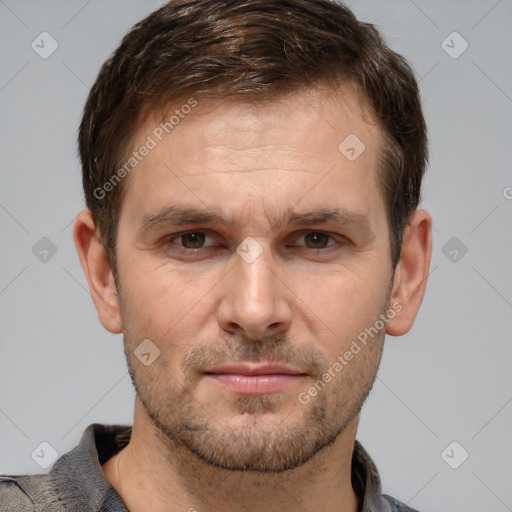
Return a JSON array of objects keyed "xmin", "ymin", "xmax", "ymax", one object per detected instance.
[{"xmin": 138, "ymin": 204, "xmax": 373, "ymax": 236}]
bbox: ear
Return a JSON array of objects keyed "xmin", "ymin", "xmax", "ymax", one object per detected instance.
[
  {"xmin": 73, "ymin": 209, "xmax": 123, "ymax": 334},
  {"xmin": 386, "ymin": 209, "xmax": 432, "ymax": 336}
]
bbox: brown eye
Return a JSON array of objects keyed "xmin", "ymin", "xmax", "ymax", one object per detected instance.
[
  {"xmin": 303, "ymin": 232, "xmax": 333, "ymax": 249},
  {"xmin": 178, "ymin": 232, "xmax": 206, "ymax": 248}
]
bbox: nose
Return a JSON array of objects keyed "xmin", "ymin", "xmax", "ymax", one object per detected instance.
[{"xmin": 217, "ymin": 245, "xmax": 293, "ymax": 341}]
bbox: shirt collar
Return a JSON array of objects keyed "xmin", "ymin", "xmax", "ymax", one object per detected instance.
[{"xmin": 56, "ymin": 423, "xmax": 397, "ymax": 511}]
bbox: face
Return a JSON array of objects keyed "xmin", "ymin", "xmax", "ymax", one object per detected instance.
[{"xmin": 114, "ymin": 87, "xmax": 395, "ymax": 472}]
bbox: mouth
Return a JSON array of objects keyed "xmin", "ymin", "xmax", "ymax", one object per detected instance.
[{"xmin": 203, "ymin": 363, "xmax": 308, "ymax": 395}]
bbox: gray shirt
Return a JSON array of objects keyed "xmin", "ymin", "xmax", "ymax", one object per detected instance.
[{"xmin": 0, "ymin": 423, "xmax": 419, "ymax": 511}]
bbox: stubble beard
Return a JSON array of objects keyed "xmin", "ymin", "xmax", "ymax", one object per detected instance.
[{"xmin": 123, "ymin": 315, "xmax": 386, "ymax": 474}]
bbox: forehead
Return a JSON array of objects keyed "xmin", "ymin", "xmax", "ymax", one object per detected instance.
[{"xmin": 119, "ymin": 86, "xmax": 386, "ymax": 228}]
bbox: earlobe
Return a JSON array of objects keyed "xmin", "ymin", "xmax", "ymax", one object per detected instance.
[
  {"xmin": 386, "ymin": 209, "xmax": 432, "ymax": 337},
  {"xmin": 73, "ymin": 209, "xmax": 123, "ymax": 334}
]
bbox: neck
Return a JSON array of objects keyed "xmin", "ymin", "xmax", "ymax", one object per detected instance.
[{"xmin": 102, "ymin": 397, "xmax": 360, "ymax": 512}]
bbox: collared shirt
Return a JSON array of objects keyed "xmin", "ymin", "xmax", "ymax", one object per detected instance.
[{"xmin": 0, "ymin": 423, "xmax": 419, "ymax": 511}]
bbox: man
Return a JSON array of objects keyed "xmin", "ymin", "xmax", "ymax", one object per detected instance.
[{"xmin": 0, "ymin": 0, "xmax": 432, "ymax": 510}]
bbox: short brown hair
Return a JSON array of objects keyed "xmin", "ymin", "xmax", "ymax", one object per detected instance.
[{"xmin": 78, "ymin": 0, "xmax": 427, "ymax": 275}]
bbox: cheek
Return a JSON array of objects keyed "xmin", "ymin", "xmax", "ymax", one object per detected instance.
[
  {"xmin": 293, "ymin": 268, "xmax": 389, "ymax": 350},
  {"xmin": 118, "ymin": 263, "xmax": 219, "ymax": 348}
]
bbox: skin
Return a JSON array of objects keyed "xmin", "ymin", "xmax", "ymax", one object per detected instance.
[{"xmin": 74, "ymin": 85, "xmax": 432, "ymax": 512}]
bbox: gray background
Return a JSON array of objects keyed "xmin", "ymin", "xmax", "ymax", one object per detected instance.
[{"xmin": 0, "ymin": 0, "xmax": 511, "ymax": 510}]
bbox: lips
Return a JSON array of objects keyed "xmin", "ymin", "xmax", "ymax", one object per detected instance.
[{"xmin": 204, "ymin": 363, "xmax": 307, "ymax": 395}]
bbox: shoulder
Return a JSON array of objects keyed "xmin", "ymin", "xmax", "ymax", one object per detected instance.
[
  {"xmin": 382, "ymin": 493, "xmax": 421, "ymax": 512},
  {"xmin": 0, "ymin": 471, "xmax": 71, "ymax": 512},
  {"xmin": 0, "ymin": 424, "xmax": 131, "ymax": 511},
  {"xmin": 0, "ymin": 474, "xmax": 41, "ymax": 511}
]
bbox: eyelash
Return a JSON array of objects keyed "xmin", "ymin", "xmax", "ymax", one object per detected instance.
[{"xmin": 162, "ymin": 230, "xmax": 347, "ymax": 254}]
